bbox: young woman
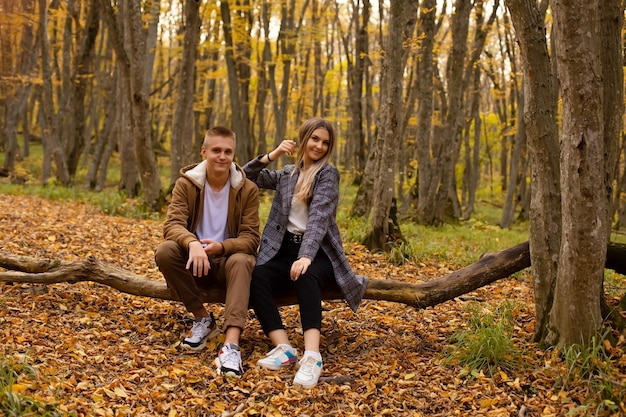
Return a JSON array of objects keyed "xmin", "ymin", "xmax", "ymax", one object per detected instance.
[{"xmin": 243, "ymin": 117, "xmax": 367, "ymax": 389}]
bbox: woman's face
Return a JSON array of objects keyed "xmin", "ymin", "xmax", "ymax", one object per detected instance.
[{"xmin": 303, "ymin": 127, "xmax": 330, "ymax": 166}]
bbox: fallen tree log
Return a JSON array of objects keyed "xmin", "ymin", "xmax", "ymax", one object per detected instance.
[
  {"xmin": 1, "ymin": 241, "xmax": 624, "ymax": 308},
  {"xmin": 1, "ymin": 242, "xmax": 532, "ymax": 309}
]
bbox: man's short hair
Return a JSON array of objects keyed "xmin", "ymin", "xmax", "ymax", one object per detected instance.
[{"xmin": 204, "ymin": 126, "xmax": 236, "ymax": 147}]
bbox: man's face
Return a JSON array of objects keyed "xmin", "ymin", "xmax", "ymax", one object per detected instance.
[{"xmin": 201, "ymin": 134, "xmax": 235, "ymax": 178}]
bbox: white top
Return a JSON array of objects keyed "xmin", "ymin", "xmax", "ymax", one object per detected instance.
[
  {"xmin": 287, "ymin": 195, "xmax": 308, "ymax": 234},
  {"xmin": 196, "ymin": 178, "xmax": 230, "ymax": 241}
]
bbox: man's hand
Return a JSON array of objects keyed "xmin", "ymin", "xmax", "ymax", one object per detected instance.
[
  {"xmin": 290, "ymin": 256, "xmax": 312, "ymax": 281},
  {"xmin": 199, "ymin": 239, "xmax": 224, "ymax": 256},
  {"xmin": 186, "ymin": 241, "xmax": 210, "ymax": 277}
]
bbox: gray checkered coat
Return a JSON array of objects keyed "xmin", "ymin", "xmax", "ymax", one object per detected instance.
[{"xmin": 243, "ymin": 156, "xmax": 368, "ymax": 311}]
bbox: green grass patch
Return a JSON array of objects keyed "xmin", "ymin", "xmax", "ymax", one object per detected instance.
[
  {"xmin": 0, "ymin": 353, "xmax": 66, "ymax": 417},
  {"xmin": 559, "ymin": 331, "xmax": 626, "ymax": 416},
  {"xmin": 441, "ymin": 300, "xmax": 522, "ymax": 378}
]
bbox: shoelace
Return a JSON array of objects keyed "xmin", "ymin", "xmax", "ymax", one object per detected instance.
[
  {"xmin": 298, "ymin": 356, "xmax": 319, "ymax": 375},
  {"xmin": 191, "ymin": 318, "xmax": 210, "ymax": 338},
  {"xmin": 221, "ymin": 348, "xmax": 241, "ymax": 369},
  {"xmin": 267, "ymin": 345, "xmax": 289, "ymax": 358}
]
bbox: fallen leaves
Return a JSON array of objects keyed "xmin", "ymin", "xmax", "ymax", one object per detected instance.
[{"xmin": 1, "ymin": 194, "xmax": 625, "ymax": 416}]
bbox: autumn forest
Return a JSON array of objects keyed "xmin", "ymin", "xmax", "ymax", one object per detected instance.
[{"xmin": 1, "ymin": 0, "xmax": 626, "ymax": 415}]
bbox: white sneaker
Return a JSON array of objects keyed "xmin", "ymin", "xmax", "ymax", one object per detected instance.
[
  {"xmin": 180, "ymin": 313, "xmax": 220, "ymax": 351},
  {"xmin": 256, "ymin": 345, "xmax": 298, "ymax": 370},
  {"xmin": 293, "ymin": 354, "xmax": 323, "ymax": 389},
  {"xmin": 215, "ymin": 343, "xmax": 244, "ymax": 378}
]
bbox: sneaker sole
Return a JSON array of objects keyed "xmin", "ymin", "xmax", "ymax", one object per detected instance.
[
  {"xmin": 180, "ymin": 327, "xmax": 221, "ymax": 352},
  {"xmin": 293, "ymin": 379, "xmax": 319, "ymax": 389}
]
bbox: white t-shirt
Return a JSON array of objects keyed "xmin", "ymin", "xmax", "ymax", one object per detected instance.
[
  {"xmin": 196, "ymin": 178, "xmax": 230, "ymax": 241},
  {"xmin": 287, "ymin": 195, "xmax": 308, "ymax": 234}
]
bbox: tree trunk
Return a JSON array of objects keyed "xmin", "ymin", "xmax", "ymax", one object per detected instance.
[
  {"xmin": 500, "ymin": 86, "xmax": 525, "ymax": 228},
  {"xmin": 3, "ymin": 0, "xmax": 38, "ymax": 174},
  {"xmin": 66, "ymin": 0, "xmax": 99, "ymax": 179},
  {"xmin": 548, "ymin": 0, "xmax": 607, "ymax": 347},
  {"xmin": 364, "ymin": 0, "xmax": 416, "ymax": 250},
  {"xmin": 170, "ymin": 0, "xmax": 201, "ymax": 186},
  {"xmin": 38, "ymin": 0, "xmax": 70, "ymax": 186},
  {"xmin": 462, "ymin": 62, "xmax": 482, "ymax": 220},
  {"xmin": 220, "ymin": 0, "xmax": 254, "ymax": 163},
  {"xmin": 417, "ymin": 0, "xmax": 472, "ymax": 225},
  {"xmin": 410, "ymin": 0, "xmax": 436, "ymax": 218},
  {"xmin": 602, "ymin": 0, "xmax": 625, "ymax": 220},
  {"xmin": 345, "ymin": 0, "xmax": 370, "ymax": 183},
  {"xmin": 85, "ymin": 71, "xmax": 116, "ymax": 190},
  {"xmin": 505, "ymin": 0, "xmax": 562, "ymax": 344},
  {"xmin": 99, "ymin": 0, "xmax": 163, "ymax": 210}
]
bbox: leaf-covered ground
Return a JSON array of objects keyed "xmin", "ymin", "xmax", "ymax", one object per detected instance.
[{"xmin": 1, "ymin": 194, "xmax": 625, "ymax": 417}]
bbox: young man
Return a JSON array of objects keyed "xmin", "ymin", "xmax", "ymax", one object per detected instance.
[{"xmin": 155, "ymin": 126, "xmax": 260, "ymax": 378}]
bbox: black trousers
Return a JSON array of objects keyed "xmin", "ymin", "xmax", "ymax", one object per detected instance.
[{"xmin": 250, "ymin": 236, "xmax": 335, "ymax": 336}]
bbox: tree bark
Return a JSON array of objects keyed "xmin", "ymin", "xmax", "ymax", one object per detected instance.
[
  {"xmin": 363, "ymin": 0, "xmax": 416, "ymax": 250},
  {"xmin": 170, "ymin": 0, "xmax": 201, "ymax": 186},
  {"xmin": 602, "ymin": 0, "xmax": 625, "ymax": 220},
  {"xmin": 343, "ymin": 0, "xmax": 370, "ymax": 183},
  {"xmin": 417, "ymin": 0, "xmax": 472, "ymax": 225},
  {"xmin": 38, "ymin": 0, "xmax": 70, "ymax": 186},
  {"xmin": 99, "ymin": 0, "xmax": 163, "ymax": 210},
  {"xmin": 549, "ymin": 0, "xmax": 608, "ymax": 347},
  {"xmin": 506, "ymin": 0, "xmax": 561, "ymax": 344},
  {"xmin": 3, "ymin": 0, "xmax": 38, "ymax": 174},
  {"xmin": 220, "ymin": 0, "xmax": 254, "ymax": 163}
]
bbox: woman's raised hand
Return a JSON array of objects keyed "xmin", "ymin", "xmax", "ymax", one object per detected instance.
[{"xmin": 276, "ymin": 139, "xmax": 297, "ymax": 156}]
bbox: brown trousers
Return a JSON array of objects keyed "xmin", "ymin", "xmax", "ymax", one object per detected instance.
[{"xmin": 155, "ymin": 240, "xmax": 255, "ymax": 330}]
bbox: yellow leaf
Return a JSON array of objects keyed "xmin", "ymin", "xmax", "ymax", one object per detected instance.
[
  {"xmin": 498, "ymin": 370, "xmax": 508, "ymax": 381},
  {"xmin": 404, "ymin": 373, "xmax": 415, "ymax": 380},
  {"xmin": 168, "ymin": 410, "xmax": 177, "ymax": 417},
  {"xmin": 76, "ymin": 381, "xmax": 92, "ymax": 390},
  {"xmin": 172, "ymin": 368, "xmax": 187, "ymax": 376},
  {"xmin": 210, "ymin": 401, "xmax": 227, "ymax": 413},
  {"xmin": 11, "ymin": 384, "xmax": 28, "ymax": 394},
  {"xmin": 114, "ymin": 386, "xmax": 128, "ymax": 398},
  {"xmin": 479, "ymin": 398, "xmax": 497, "ymax": 408},
  {"xmin": 102, "ymin": 387, "xmax": 115, "ymax": 399}
]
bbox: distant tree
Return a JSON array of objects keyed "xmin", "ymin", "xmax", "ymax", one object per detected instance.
[
  {"xmin": 362, "ymin": 0, "xmax": 417, "ymax": 250},
  {"xmin": 170, "ymin": 0, "xmax": 201, "ymax": 187},
  {"xmin": 339, "ymin": 0, "xmax": 371, "ymax": 183},
  {"xmin": 2, "ymin": 0, "xmax": 38, "ymax": 174},
  {"xmin": 100, "ymin": 0, "xmax": 164, "ymax": 210},
  {"xmin": 38, "ymin": 0, "xmax": 70, "ymax": 185},
  {"xmin": 220, "ymin": 0, "xmax": 254, "ymax": 163}
]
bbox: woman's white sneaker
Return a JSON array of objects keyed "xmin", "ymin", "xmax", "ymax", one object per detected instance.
[
  {"xmin": 256, "ymin": 344, "xmax": 298, "ymax": 370},
  {"xmin": 293, "ymin": 354, "xmax": 323, "ymax": 389}
]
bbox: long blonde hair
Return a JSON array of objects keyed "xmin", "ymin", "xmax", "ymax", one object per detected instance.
[{"xmin": 292, "ymin": 117, "xmax": 336, "ymax": 204}]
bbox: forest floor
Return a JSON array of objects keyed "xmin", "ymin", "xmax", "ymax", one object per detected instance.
[{"xmin": 1, "ymin": 194, "xmax": 625, "ymax": 417}]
